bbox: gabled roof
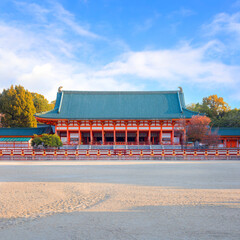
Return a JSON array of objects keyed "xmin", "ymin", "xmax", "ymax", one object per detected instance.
[
  {"xmin": 212, "ymin": 128, "xmax": 240, "ymax": 136},
  {"xmin": 36, "ymin": 90, "xmax": 199, "ymax": 120},
  {"xmin": 0, "ymin": 126, "xmax": 53, "ymax": 137}
]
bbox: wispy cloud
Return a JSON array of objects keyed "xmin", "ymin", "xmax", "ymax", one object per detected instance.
[
  {"xmin": 14, "ymin": 0, "xmax": 101, "ymax": 39},
  {"xmin": 134, "ymin": 13, "xmax": 160, "ymax": 33},
  {"xmin": 51, "ymin": 2, "xmax": 101, "ymax": 39},
  {"xmin": 168, "ymin": 7, "xmax": 195, "ymax": 19},
  {"xmin": 14, "ymin": 1, "xmax": 50, "ymax": 22},
  {"xmin": 203, "ymin": 12, "xmax": 240, "ymax": 38}
]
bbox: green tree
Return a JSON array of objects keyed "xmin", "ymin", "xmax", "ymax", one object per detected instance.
[
  {"xmin": 31, "ymin": 134, "xmax": 63, "ymax": 148},
  {"xmin": 211, "ymin": 108, "xmax": 240, "ymax": 127},
  {"xmin": 187, "ymin": 95, "xmax": 230, "ymax": 118},
  {"xmin": 201, "ymin": 95, "xmax": 230, "ymax": 118},
  {"xmin": 0, "ymin": 85, "xmax": 37, "ymax": 127},
  {"xmin": 31, "ymin": 92, "xmax": 54, "ymax": 113}
]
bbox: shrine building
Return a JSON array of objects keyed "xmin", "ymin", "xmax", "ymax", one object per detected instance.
[{"xmin": 35, "ymin": 89, "xmax": 199, "ymax": 146}]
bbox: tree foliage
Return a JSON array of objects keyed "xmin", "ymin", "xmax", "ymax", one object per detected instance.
[
  {"xmin": 187, "ymin": 95, "xmax": 230, "ymax": 118},
  {"xmin": 202, "ymin": 130, "xmax": 220, "ymax": 147},
  {"xmin": 31, "ymin": 92, "xmax": 54, "ymax": 113},
  {"xmin": 187, "ymin": 95, "xmax": 239, "ymax": 127},
  {"xmin": 210, "ymin": 109, "xmax": 240, "ymax": 127},
  {"xmin": 0, "ymin": 85, "xmax": 37, "ymax": 127},
  {"xmin": 186, "ymin": 115, "xmax": 211, "ymax": 143},
  {"xmin": 31, "ymin": 134, "xmax": 63, "ymax": 148}
]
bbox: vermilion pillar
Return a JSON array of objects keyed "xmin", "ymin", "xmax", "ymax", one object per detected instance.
[
  {"xmin": 90, "ymin": 122, "xmax": 93, "ymax": 144},
  {"xmin": 159, "ymin": 122, "xmax": 163, "ymax": 145},
  {"xmin": 102, "ymin": 124, "xmax": 105, "ymax": 145},
  {"xmin": 113, "ymin": 122, "xmax": 116, "ymax": 145},
  {"xmin": 137, "ymin": 122, "xmax": 139, "ymax": 144},
  {"xmin": 125, "ymin": 122, "xmax": 128, "ymax": 145},
  {"xmin": 171, "ymin": 122, "xmax": 175, "ymax": 145},
  {"xmin": 148, "ymin": 122, "xmax": 151, "ymax": 144},
  {"xmin": 66, "ymin": 122, "xmax": 70, "ymax": 144},
  {"xmin": 78, "ymin": 125, "xmax": 81, "ymax": 145}
]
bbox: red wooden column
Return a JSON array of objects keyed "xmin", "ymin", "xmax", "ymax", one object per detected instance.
[
  {"xmin": 148, "ymin": 121, "xmax": 151, "ymax": 144},
  {"xmin": 171, "ymin": 121, "xmax": 175, "ymax": 145},
  {"xmin": 136, "ymin": 121, "xmax": 139, "ymax": 144},
  {"xmin": 125, "ymin": 121, "xmax": 128, "ymax": 145},
  {"xmin": 159, "ymin": 121, "xmax": 163, "ymax": 145},
  {"xmin": 66, "ymin": 121, "xmax": 70, "ymax": 144},
  {"xmin": 101, "ymin": 121, "xmax": 105, "ymax": 145},
  {"xmin": 113, "ymin": 121, "xmax": 116, "ymax": 145},
  {"xmin": 90, "ymin": 121, "xmax": 93, "ymax": 144},
  {"xmin": 78, "ymin": 121, "xmax": 81, "ymax": 145}
]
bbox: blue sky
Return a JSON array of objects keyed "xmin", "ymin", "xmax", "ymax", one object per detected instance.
[{"xmin": 1, "ymin": 0, "xmax": 240, "ymax": 107}]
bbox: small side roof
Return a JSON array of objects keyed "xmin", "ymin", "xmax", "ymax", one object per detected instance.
[
  {"xmin": 212, "ymin": 128, "xmax": 240, "ymax": 136},
  {"xmin": 0, "ymin": 126, "xmax": 53, "ymax": 137},
  {"xmin": 0, "ymin": 137, "xmax": 31, "ymax": 142}
]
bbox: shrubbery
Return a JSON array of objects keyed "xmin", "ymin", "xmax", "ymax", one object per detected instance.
[{"xmin": 31, "ymin": 134, "xmax": 63, "ymax": 148}]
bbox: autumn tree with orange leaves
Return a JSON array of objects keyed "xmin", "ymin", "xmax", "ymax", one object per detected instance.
[{"xmin": 186, "ymin": 115, "xmax": 211, "ymax": 143}]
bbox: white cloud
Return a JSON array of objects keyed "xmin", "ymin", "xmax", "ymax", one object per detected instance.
[
  {"xmin": 203, "ymin": 12, "xmax": 240, "ymax": 38},
  {"xmin": 95, "ymin": 42, "xmax": 239, "ymax": 88}
]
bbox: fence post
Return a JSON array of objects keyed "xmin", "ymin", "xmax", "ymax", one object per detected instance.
[
  {"xmin": 172, "ymin": 149, "xmax": 176, "ymax": 156},
  {"xmin": 75, "ymin": 150, "xmax": 79, "ymax": 156},
  {"xmin": 86, "ymin": 150, "xmax": 89, "ymax": 156},
  {"xmin": 129, "ymin": 150, "xmax": 132, "ymax": 156},
  {"xmin": 64, "ymin": 150, "xmax": 68, "ymax": 157}
]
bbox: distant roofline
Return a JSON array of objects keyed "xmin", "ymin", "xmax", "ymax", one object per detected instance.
[{"xmin": 60, "ymin": 90, "xmax": 182, "ymax": 94}]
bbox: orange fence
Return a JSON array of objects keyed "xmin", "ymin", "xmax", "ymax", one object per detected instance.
[{"xmin": 0, "ymin": 148, "xmax": 240, "ymax": 159}]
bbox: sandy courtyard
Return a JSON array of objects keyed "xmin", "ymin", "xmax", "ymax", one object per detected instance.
[{"xmin": 0, "ymin": 160, "xmax": 240, "ymax": 240}]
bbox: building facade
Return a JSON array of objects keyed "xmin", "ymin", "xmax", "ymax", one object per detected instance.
[
  {"xmin": 212, "ymin": 128, "xmax": 240, "ymax": 148},
  {"xmin": 35, "ymin": 90, "xmax": 199, "ymax": 146}
]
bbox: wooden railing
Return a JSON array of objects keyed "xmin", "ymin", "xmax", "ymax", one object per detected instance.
[{"xmin": 0, "ymin": 148, "xmax": 239, "ymax": 159}]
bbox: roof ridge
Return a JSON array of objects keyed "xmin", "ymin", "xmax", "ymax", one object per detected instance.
[{"xmin": 61, "ymin": 90, "xmax": 180, "ymax": 94}]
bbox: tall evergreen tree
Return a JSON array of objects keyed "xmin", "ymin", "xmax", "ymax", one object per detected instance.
[{"xmin": 0, "ymin": 85, "xmax": 37, "ymax": 127}]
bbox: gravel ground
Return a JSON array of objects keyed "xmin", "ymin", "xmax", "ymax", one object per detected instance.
[{"xmin": 0, "ymin": 160, "xmax": 240, "ymax": 240}]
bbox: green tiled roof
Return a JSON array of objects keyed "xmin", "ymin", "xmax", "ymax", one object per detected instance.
[
  {"xmin": 0, "ymin": 137, "xmax": 31, "ymax": 142},
  {"xmin": 212, "ymin": 128, "xmax": 240, "ymax": 136},
  {"xmin": 0, "ymin": 126, "xmax": 53, "ymax": 137},
  {"xmin": 36, "ymin": 90, "xmax": 199, "ymax": 120}
]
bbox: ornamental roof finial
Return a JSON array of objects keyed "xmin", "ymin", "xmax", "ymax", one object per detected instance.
[
  {"xmin": 58, "ymin": 86, "xmax": 63, "ymax": 93},
  {"xmin": 178, "ymin": 86, "xmax": 183, "ymax": 93}
]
